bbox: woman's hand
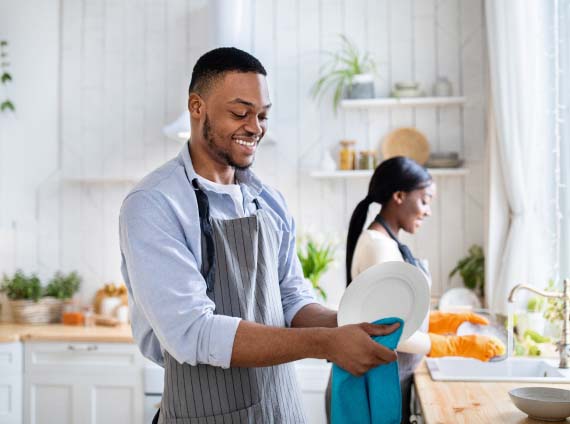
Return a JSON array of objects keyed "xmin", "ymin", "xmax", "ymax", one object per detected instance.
[
  {"xmin": 325, "ymin": 322, "xmax": 399, "ymax": 376},
  {"xmin": 428, "ymin": 333, "xmax": 506, "ymax": 361},
  {"xmin": 428, "ymin": 311, "xmax": 489, "ymax": 335}
]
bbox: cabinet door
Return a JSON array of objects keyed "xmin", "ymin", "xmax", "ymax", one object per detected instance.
[
  {"xmin": 295, "ymin": 358, "xmax": 331, "ymax": 424},
  {"xmin": 25, "ymin": 374, "xmax": 75, "ymax": 424},
  {"xmin": 0, "ymin": 342, "xmax": 22, "ymax": 424},
  {"xmin": 25, "ymin": 342, "xmax": 143, "ymax": 424},
  {"xmin": 87, "ymin": 375, "xmax": 142, "ymax": 424}
]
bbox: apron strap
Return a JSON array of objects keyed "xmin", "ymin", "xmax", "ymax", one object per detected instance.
[
  {"xmin": 192, "ymin": 179, "xmax": 216, "ymax": 293},
  {"xmin": 374, "ymin": 214, "xmax": 423, "ymax": 271}
]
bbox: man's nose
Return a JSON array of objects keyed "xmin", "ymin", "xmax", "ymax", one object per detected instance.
[{"xmin": 244, "ymin": 116, "xmax": 263, "ymax": 135}]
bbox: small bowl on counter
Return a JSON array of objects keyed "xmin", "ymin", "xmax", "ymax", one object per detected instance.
[{"xmin": 509, "ymin": 386, "xmax": 570, "ymax": 421}]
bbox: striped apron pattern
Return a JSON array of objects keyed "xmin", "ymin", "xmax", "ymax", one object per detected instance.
[{"xmin": 157, "ymin": 179, "xmax": 306, "ymax": 423}]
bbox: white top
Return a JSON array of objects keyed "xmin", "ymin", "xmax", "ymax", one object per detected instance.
[
  {"xmin": 196, "ymin": 174, "xmax": 245, "ymax": 217},
  {"xmin": 351, "ymin": 230, "xmax": 403, "ymax": 278},
  {"xmin": 351, "ymin": 229, "xmax": 431, "ymax": 355}
]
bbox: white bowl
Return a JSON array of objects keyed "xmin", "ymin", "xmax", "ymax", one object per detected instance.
[
  {"xmin": 438, "ymin": 287, "xmax": 482, "ymax": 311},
  {"xmin": 509, "ymin": 387, "xmax": 570, "ymax": 421}
]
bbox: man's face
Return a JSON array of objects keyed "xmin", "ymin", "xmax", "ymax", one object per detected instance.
[{"xmin": 194, "ymin": 72, "xmax": 271, "ymax": 170}]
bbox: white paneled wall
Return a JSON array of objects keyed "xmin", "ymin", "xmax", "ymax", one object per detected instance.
[{"xmin": 0, "ymin": 0, "xmax": 487, "ymax": 308}]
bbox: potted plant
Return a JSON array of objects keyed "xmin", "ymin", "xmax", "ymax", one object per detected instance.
[
  {"xmin": 44, "ymin": 271, "xmax": 82, "ymax": 322},
  {"xmin": 1, "ymin": 270, "xmax": 48, "ymax": 324},
  {"xmin": 311, "ymin": 34, "xmax": 376, "ymax": 112},
  {"xmin": 449, "ymin": 244, "xmax": 485, "ymax": 298},
  {"xmin": 297, "ymin": 235, "xmax": 337, "ymax": 301}
]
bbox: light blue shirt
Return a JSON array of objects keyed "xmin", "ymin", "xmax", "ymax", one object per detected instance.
[{"xmin": 119, "ymin": 143, "xmax": 316, "ymax": 368}]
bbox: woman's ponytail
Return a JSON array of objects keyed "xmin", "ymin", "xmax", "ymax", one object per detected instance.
[{"xmin": 345, "ymin": 196, "xmax": 373, "ymax": 286}]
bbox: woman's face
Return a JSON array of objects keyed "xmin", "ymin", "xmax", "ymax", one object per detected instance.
[{"xmin": 395, "ymin": 182, "xmax": 436, "ymax": 234}]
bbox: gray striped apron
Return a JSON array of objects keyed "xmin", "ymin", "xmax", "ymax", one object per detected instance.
[{"xmin": 156, "ymin": 179, "xmax": 306, "ymax": 424}]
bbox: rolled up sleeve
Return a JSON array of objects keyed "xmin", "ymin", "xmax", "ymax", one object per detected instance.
[
  {"xmin": 274, "ymin": 198, "xmax": 318, "ymax": 326},
  {"xmin": 120, "ymin": 191, "xmax": 241, "ymax": 368}
]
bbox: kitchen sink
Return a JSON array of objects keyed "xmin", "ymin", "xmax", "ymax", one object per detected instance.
[{"xmin": 426, "ymin": 357, "xmax": 570, "ymax": 383}]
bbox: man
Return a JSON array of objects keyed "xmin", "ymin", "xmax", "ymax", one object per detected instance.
[{"xmin": 120, "ymin": 47, "xmax": 399, "ymax": 424}]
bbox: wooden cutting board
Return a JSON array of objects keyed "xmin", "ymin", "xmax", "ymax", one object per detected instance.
[{"xmin": 382, "ymin": 127, "xmax": 430, "ymax": 165}]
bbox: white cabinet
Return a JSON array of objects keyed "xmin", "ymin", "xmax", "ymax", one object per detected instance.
[
  {"xmin": 0, "ymin": 342, "xmax": 23, "ymax": 424},
  {"xmin": 295, "ymin": 358, "xmax": 331, "ymax": 424},
  {"xmin": 24, "ymin": 342, "xmax": 144, "ymax": 424}
]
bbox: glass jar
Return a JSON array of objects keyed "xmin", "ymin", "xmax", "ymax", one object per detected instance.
[
  {"xmin": 358, "ymin": 150, "xmax": 377, "ymax": 170},
  {"xmin": 83, "ymin": 305, "xmax": 95, "ymax": 327},
  {"xmin": 339, "ymin": 140, "xmax": 356, "ymax": 170}
]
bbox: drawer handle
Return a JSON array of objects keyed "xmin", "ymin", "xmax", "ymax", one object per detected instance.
[{"xmin": 67, "ymin": 345, "xmax": 98, "ymax": 352}]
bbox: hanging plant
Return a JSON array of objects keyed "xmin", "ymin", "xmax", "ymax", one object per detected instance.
[{"xmin": 1, "ymin": 40, "xmax": 15, "ymax": 113}]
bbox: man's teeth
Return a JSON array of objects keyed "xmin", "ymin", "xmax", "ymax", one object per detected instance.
[{"xmin": 235, "ymin": 139, "xmax": 257, "ymax": 147}]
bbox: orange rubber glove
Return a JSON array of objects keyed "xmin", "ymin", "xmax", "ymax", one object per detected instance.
[
  {"xmin": 428, "ymin": 311, "xmax": 489, "ymax": 335},
  {"xmin": 428, "ymin": 333, "xmax": 506, "ymax": 362}
]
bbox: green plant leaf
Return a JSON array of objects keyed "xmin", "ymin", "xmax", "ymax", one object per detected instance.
[
  {"xmin": 297, "ymin": 236, "xmax": 337, "ymax": 300},
  {"xmin": 1, "ymin": 270, "xmax": 42, "ymax": 301},
  {"xmin": 1, "ymin": 72, "xmax": 12, "ymax": 83},
  {"xmin": 449, "ymin": 244, "xmax": 485, "ymax": 295},
  {"xmin": 1, "ymin": 100, "xmax": 15, "ymax": 112},
  {"xmin": 44, "ymin": 271, "xmax": 82, "ymax": 299},
  {"xmin": 311, "ymin": 34, "xmax": 376, "ymax": 111}
]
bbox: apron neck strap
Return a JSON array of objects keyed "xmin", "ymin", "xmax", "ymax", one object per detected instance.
[{"xmin": 374, "ymin": 214, "xmax": 418, "ymax": 267}]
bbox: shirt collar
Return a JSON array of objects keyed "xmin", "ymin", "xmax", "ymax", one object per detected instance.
[{"xmin": 179, "ymin": 141, "xmax": 263, "ymax": 197}]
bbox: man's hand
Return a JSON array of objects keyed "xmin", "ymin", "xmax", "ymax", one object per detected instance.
[
  {"xmin": 325, "ymin": 322, "xmax": 400, "ymax": 376},
  {"xmin": 428, "ymin": 311, "xmax": 489, "ymax": 335}
]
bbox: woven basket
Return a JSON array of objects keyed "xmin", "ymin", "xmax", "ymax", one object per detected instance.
[
  {"xmin": 42, "ymin": 297, "xmax": 65, "ymax": 323},
  {"xmin": 10, "ymin": 298, "xmax": 63, "ymax": 324}
]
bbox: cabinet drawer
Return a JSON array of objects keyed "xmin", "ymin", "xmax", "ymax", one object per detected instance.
[
  {"xmin": 25, "ymin": 342, "xmax": 144, "ymax": 374},
  {"xmin": 0, "ymin": 342, "xmax": 22, "ymax": 375}
]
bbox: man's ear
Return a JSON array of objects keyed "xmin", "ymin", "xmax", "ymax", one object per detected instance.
[
  {"xmin": 188, "ymin": 93, "xmax": 204, "ymax": 118},
  {"xmin": 392, "ymin": 191, "xmax": 406, "ymax": 205}
]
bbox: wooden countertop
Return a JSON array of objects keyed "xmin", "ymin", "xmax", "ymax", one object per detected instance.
[
  {"xmin": 0, "ymin": 323, "xmax": 134, "ymax": 343},
  {"xmin": 414, "ymin": 361, "xmax": 570, "ymax": 423}
]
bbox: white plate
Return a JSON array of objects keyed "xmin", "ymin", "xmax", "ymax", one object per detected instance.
[{"xmin": 338, "ymin": 261, "xmax": 430, "ymax": 342}]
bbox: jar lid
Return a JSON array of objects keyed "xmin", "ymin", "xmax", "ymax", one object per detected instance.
[{"xmin": 340, "ymin": 140, "xmax": 356, "ymax": 146}]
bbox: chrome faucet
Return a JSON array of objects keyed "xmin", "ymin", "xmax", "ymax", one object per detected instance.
[{"xmin": 508, "ymin": 279, "xmax": 570, "ymax": 368}]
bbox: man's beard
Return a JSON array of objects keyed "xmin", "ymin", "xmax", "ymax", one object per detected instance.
[{"xmin": 203, "ymin": 114, "xmax": 254, "ymax": 170}]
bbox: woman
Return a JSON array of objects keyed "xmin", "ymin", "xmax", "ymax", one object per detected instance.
[{"xmin": 326, "ymin": 156, "xmax": 505, "ymax": 423}]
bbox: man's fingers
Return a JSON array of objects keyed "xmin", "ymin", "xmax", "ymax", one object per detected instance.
[
  {"xmin": 362, "ymin": 322, "xmax": 400, "ymax": 336},
  {"xmin": 374, "ymin": 344, "xmax": 397, "ymax": 363}
]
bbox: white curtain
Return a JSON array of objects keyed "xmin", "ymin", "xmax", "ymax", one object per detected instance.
[
  {"xmin": 485, "ymin": 0, "xmax": 559, "ymax": 313},
  {"xmin": 560, "ymin": 1, "xmax": 570, "ymax": 281}
]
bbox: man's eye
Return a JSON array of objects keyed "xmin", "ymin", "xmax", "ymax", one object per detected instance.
[
  {"xmin": 259, "ymin": 115, "xmax": 268, "ymax": 121},
  {"xmin": 232, "ymin": 112, "xmax": 247, "ymax": 118}
]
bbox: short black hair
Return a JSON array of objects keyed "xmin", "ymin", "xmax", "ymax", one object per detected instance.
[{"xmin": 189, "ymin": 47, "xmax": 267, "ymax": 95}]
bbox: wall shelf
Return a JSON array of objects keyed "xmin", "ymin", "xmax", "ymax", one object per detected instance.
[
  {"xmin": 340, "ymin": 96, "xmax": 466, "ymax": 109},
  {"xmin": 310, "ymin": 168, "xmax": 469, "ymax": 179}
]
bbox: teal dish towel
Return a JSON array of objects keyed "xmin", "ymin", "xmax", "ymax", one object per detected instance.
[{"xmin": 331, "ymin": 317, "xmax": 404, "ymax": 424}]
